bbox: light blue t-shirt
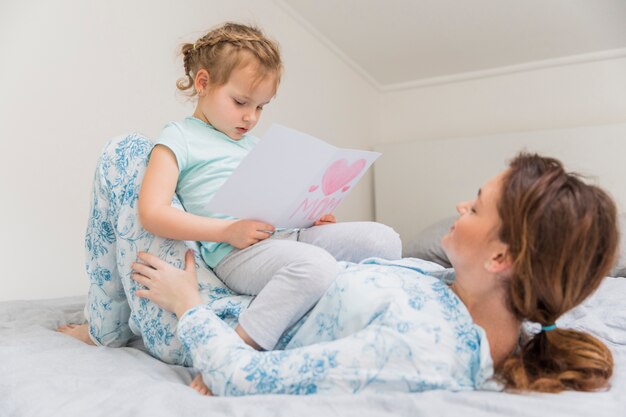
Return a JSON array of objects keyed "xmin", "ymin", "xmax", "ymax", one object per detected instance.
[{"xmin": 155, "ymin": 116, "xmax": 259, "ymax": 267}]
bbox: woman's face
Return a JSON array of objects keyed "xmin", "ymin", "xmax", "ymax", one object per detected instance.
[{"xmin": 441, "ymin": 171, "xmax": 507, "ymax": 273}]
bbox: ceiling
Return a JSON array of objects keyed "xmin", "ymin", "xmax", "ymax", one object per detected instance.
[{"xmin": 277, "ymin": 0, "xmax": 626, "ymax": 89}]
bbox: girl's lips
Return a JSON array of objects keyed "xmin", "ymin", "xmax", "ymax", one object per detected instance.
[{"xmin": 237, "ymin": 127, "xmax": 248, "ymax": 133}]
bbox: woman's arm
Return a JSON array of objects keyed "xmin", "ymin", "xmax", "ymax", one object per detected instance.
[
  {"xmin": 131, "ymin": 251, "xmax": 412, "ymax": 396},
  {"xmin": 177, "ymin": 304, "xmax": 387, "ymax": 396},
  {"xmin": 138, "ymin": 145, "xmax": 274, "ymax": 248}
]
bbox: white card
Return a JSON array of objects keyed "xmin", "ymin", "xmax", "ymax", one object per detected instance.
[{"xmin": 206, "ymin": 124, "xmax": 380, "ymax": 228}]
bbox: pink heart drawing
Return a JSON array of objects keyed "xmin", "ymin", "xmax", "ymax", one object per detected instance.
[
  {"xmin": 308, "ymin": 185, "xmax": 319, "ymax": 192},
  {"xmin": 321, "ymin": 158, "xmax": 367, "ymax": 196}
]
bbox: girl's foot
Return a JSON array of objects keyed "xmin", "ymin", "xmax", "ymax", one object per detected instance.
[
  {"xmin": 190, "ymin": 374, "xmax": 213, "ymax": 396},
  {"xmin": 57, "ymin": 323, "xmax": 96, "ymax": 345}
]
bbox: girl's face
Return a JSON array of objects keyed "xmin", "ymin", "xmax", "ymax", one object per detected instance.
[
  {"xmin": 194, "ymin": 64, "xmax": 278, "ymax": 140},
  {"xmin": 441, "ymin": 171, "xmax": 507, "ymax": 274}
]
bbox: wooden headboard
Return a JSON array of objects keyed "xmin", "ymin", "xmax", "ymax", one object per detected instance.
[{"xmin": 373, "ymin": 123, "xmax": 626, "ymax": 244}]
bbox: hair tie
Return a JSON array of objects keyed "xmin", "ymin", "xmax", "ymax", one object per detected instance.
[{"xmin": 541, "ymin": 324, "xmax": 557, "ymax": 332}]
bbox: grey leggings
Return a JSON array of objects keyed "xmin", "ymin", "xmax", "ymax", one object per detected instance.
[{"xmin": 214, "ymin": 221, "xmax": 402, "ymax": 349}]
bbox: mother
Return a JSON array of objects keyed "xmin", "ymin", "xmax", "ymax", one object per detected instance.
[{"xmin": 65, "ymin": 135, "xmax": 618, "ymax": 396}]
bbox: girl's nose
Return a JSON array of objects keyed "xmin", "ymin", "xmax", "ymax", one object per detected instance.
[
  {"xmin": 243, "ymin": 110, "xmax": 257, "ymax": 124},
  {"xmin": 456, "ymin": 201, "xmax": 469, "ymax": 215}
]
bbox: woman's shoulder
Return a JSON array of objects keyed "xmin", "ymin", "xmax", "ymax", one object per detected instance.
[
  {"xmin": 342, "ymin": 263, "xmax": 493, "ymax": 387},
  {"xmin": 336, "ymin": 262, "xmax": 484, "ymax": 339},
  {"xmin": 315, "ymin": 261, "xmax": 494, "ymax": 385},
  {"xmin": 334, "ymin": 262, "xmax": 457, "ymax": 318}
]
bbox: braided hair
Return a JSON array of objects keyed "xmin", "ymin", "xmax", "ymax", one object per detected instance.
[{"xmin": 176, "ymin": 22, "xmax": 282, "ymax": 95}]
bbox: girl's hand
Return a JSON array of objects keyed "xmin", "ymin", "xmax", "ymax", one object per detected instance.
[
  {"xmin": 224, "ymin": 219, "xmax": 275, "ymax": 249},
  {"xmin": 131, "ymin": 250, "xmax": 203, "ymax": 318},
  {"xmin": 314, "ymin": 213, "xmax": 336, "ymax": 226}
]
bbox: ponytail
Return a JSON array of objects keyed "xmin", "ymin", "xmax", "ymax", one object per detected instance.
[{"xmin": 498, "ymin": 328, "xmax": 613, "ymax": 392}]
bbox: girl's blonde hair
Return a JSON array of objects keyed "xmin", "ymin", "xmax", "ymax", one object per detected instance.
[
  {"xmin": 496, "ymin": 153, "xmax": 618, "ymax": 393},
  {"xmin": 177, "ymin": 22, "xmax": 282, "ymax": 96}
]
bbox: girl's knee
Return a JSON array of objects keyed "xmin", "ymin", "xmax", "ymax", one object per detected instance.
[
  {"xmin": 307, "ymin": 252, "xmax": 340, "ymax": 294},
  {"xmin": 289, "ymin": 249, "xmax": 339, "ymax": 295}
]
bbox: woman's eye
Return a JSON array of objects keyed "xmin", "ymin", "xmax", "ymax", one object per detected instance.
[
  {"xmin": 234, "ymin": 99, "xmax": 245, "ymax": 106},
  {"xmin": 257, "ymin": 105, "xmax": 264, "ymax": 111},
  {"xmin": 470, "ymin": 206, "xmax": 477, "ymax": 214}
]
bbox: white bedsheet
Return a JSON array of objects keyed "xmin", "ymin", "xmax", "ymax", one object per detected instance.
[{"xmin": 1, "ymin": 277, "xmax": 625, "ymax": 417}]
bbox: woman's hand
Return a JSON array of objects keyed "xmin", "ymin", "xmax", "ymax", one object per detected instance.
[
  {"xmin": 131, "ymin": 250, "xmax": 203, "ymax": 318},
  {"xmin": 314, "ymin": 213, "xmax": 336, "ymax": 226},
  {"xmin": 224, "ymin": 219, "xmax": 275, "ymax": 249}
]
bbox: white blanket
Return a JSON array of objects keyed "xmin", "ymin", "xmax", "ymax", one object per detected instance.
[{"xmin": 1, "ymin": 277, "xmax": 625, "ymax": 417}]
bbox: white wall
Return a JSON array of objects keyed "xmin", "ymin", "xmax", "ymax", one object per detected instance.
[
  {"xmin": 3, "ymin": 1, "xmax": 625, "ymax": 302},
  {"xmin": 0, "ymin": 0, "xmax": 380, "ymax": 301},
  {"xmin": 374, "ymin": 123, "xmax": 626, "ymax": 243},
  {"xmin": 380, "ymin": 56, "xmax": 626, "ymax": 143},
  {"xmin": 376, "ymin": 54, "xmax": 626, "ymax": 240}
]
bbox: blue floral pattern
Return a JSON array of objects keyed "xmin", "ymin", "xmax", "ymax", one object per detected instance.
[
  {"xmin": 86, "ymin": 134, "xmax": 494, "ymax": 394},
  {"xmin": 177, "ymin": 259, "xmax": 495, "ymax": 395},
  {"xmin": 84, "ymin": 133, "xmax": 252, "ymax": 363}
]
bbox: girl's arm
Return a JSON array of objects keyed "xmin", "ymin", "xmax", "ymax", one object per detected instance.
[{"xmin": 138, "ymin": 145, "xmax": 274, "ymax": 247}]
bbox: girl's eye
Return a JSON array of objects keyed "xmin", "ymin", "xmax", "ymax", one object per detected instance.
[
  {"xmin": 257, "ymin": 105, "xmax": 264, "ymax": 111},
  {"xmin": 470, "ymin": 206, "xmax": 477, "ymax": 214},
  {"xmin": 234, "ymin": 99, "xmax": 245, "ymax": 106}
]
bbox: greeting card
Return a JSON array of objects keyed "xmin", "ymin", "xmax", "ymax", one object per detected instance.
[{"xmin": 207, "ymin": 124, "xmax": 380, "ymax": 228}]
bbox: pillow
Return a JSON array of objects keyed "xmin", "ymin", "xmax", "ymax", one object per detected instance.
[
  {"xmin": 403, "ymin": 212, "xmax": 626, "ymax": 276},
  {"xmin": 610, "ymin": 213, "xmax": 626, "ymax": 277},
  {"xmin": 403, "ymin": 216, "xmax": 454, "ymax": 267}
]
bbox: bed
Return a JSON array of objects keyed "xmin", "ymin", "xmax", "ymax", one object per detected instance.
[
  {"xmin": 2, "ymin": 278, "xmax": 625, "ymax": 416},
  {"xmin": 2, "ymin": 123, "xmax": 626, "ymax": 416}
]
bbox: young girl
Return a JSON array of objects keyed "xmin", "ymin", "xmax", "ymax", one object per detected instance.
[
  {"xmin": 138, "ymin": 21, "xmax": 401, "ymax": 353},
  {"xmin": 60, "ymin": 22, "xmax": 401, "ymax": 379}
]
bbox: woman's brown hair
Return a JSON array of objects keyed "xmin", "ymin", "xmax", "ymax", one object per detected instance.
[
  {"xmin": 176, "ymin": 22, "xmax": 282, "ymax": 95},
  {"xmin": 496, "ymin": 153, "xmax": 618, "ymax": 392}
]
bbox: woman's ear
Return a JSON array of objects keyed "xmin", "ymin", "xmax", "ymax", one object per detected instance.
[
  {"xmin": 484, "ymin": 245, "xmax": 512, "ymax": 274},
  {"xmin": 195, "ymin": 69, "xmax": 210, "ymax": 96}
]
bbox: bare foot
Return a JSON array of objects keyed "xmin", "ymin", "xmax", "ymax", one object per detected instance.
[
  {"xmin": 190, "ymin": 374, "xmax": 213, "ymax": 396},
  {"xmin": 57, "ymin": 323, "xmax": 96, "ymax": 346}
]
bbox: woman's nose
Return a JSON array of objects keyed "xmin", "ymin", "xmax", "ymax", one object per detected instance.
[{"xmin": 456, "ymin": 201, "xmax": 469, "ymax": 215}]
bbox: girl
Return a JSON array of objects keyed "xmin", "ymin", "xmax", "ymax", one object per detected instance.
[
  {"xmin": 139, "ymin": 22, "xmax": 401, "ymax": 352},
  {"xmin": 60, "ymin": 22, "xmax": 401, "ymax": 376},
  {"xmin": 132, "ymin": 152, "xmax": 618, "ymax": 395}
]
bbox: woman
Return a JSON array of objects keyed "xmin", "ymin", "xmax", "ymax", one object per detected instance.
[{"xmin": 130, "ymin": 150, "xmax": 618, "ymax": 395}]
